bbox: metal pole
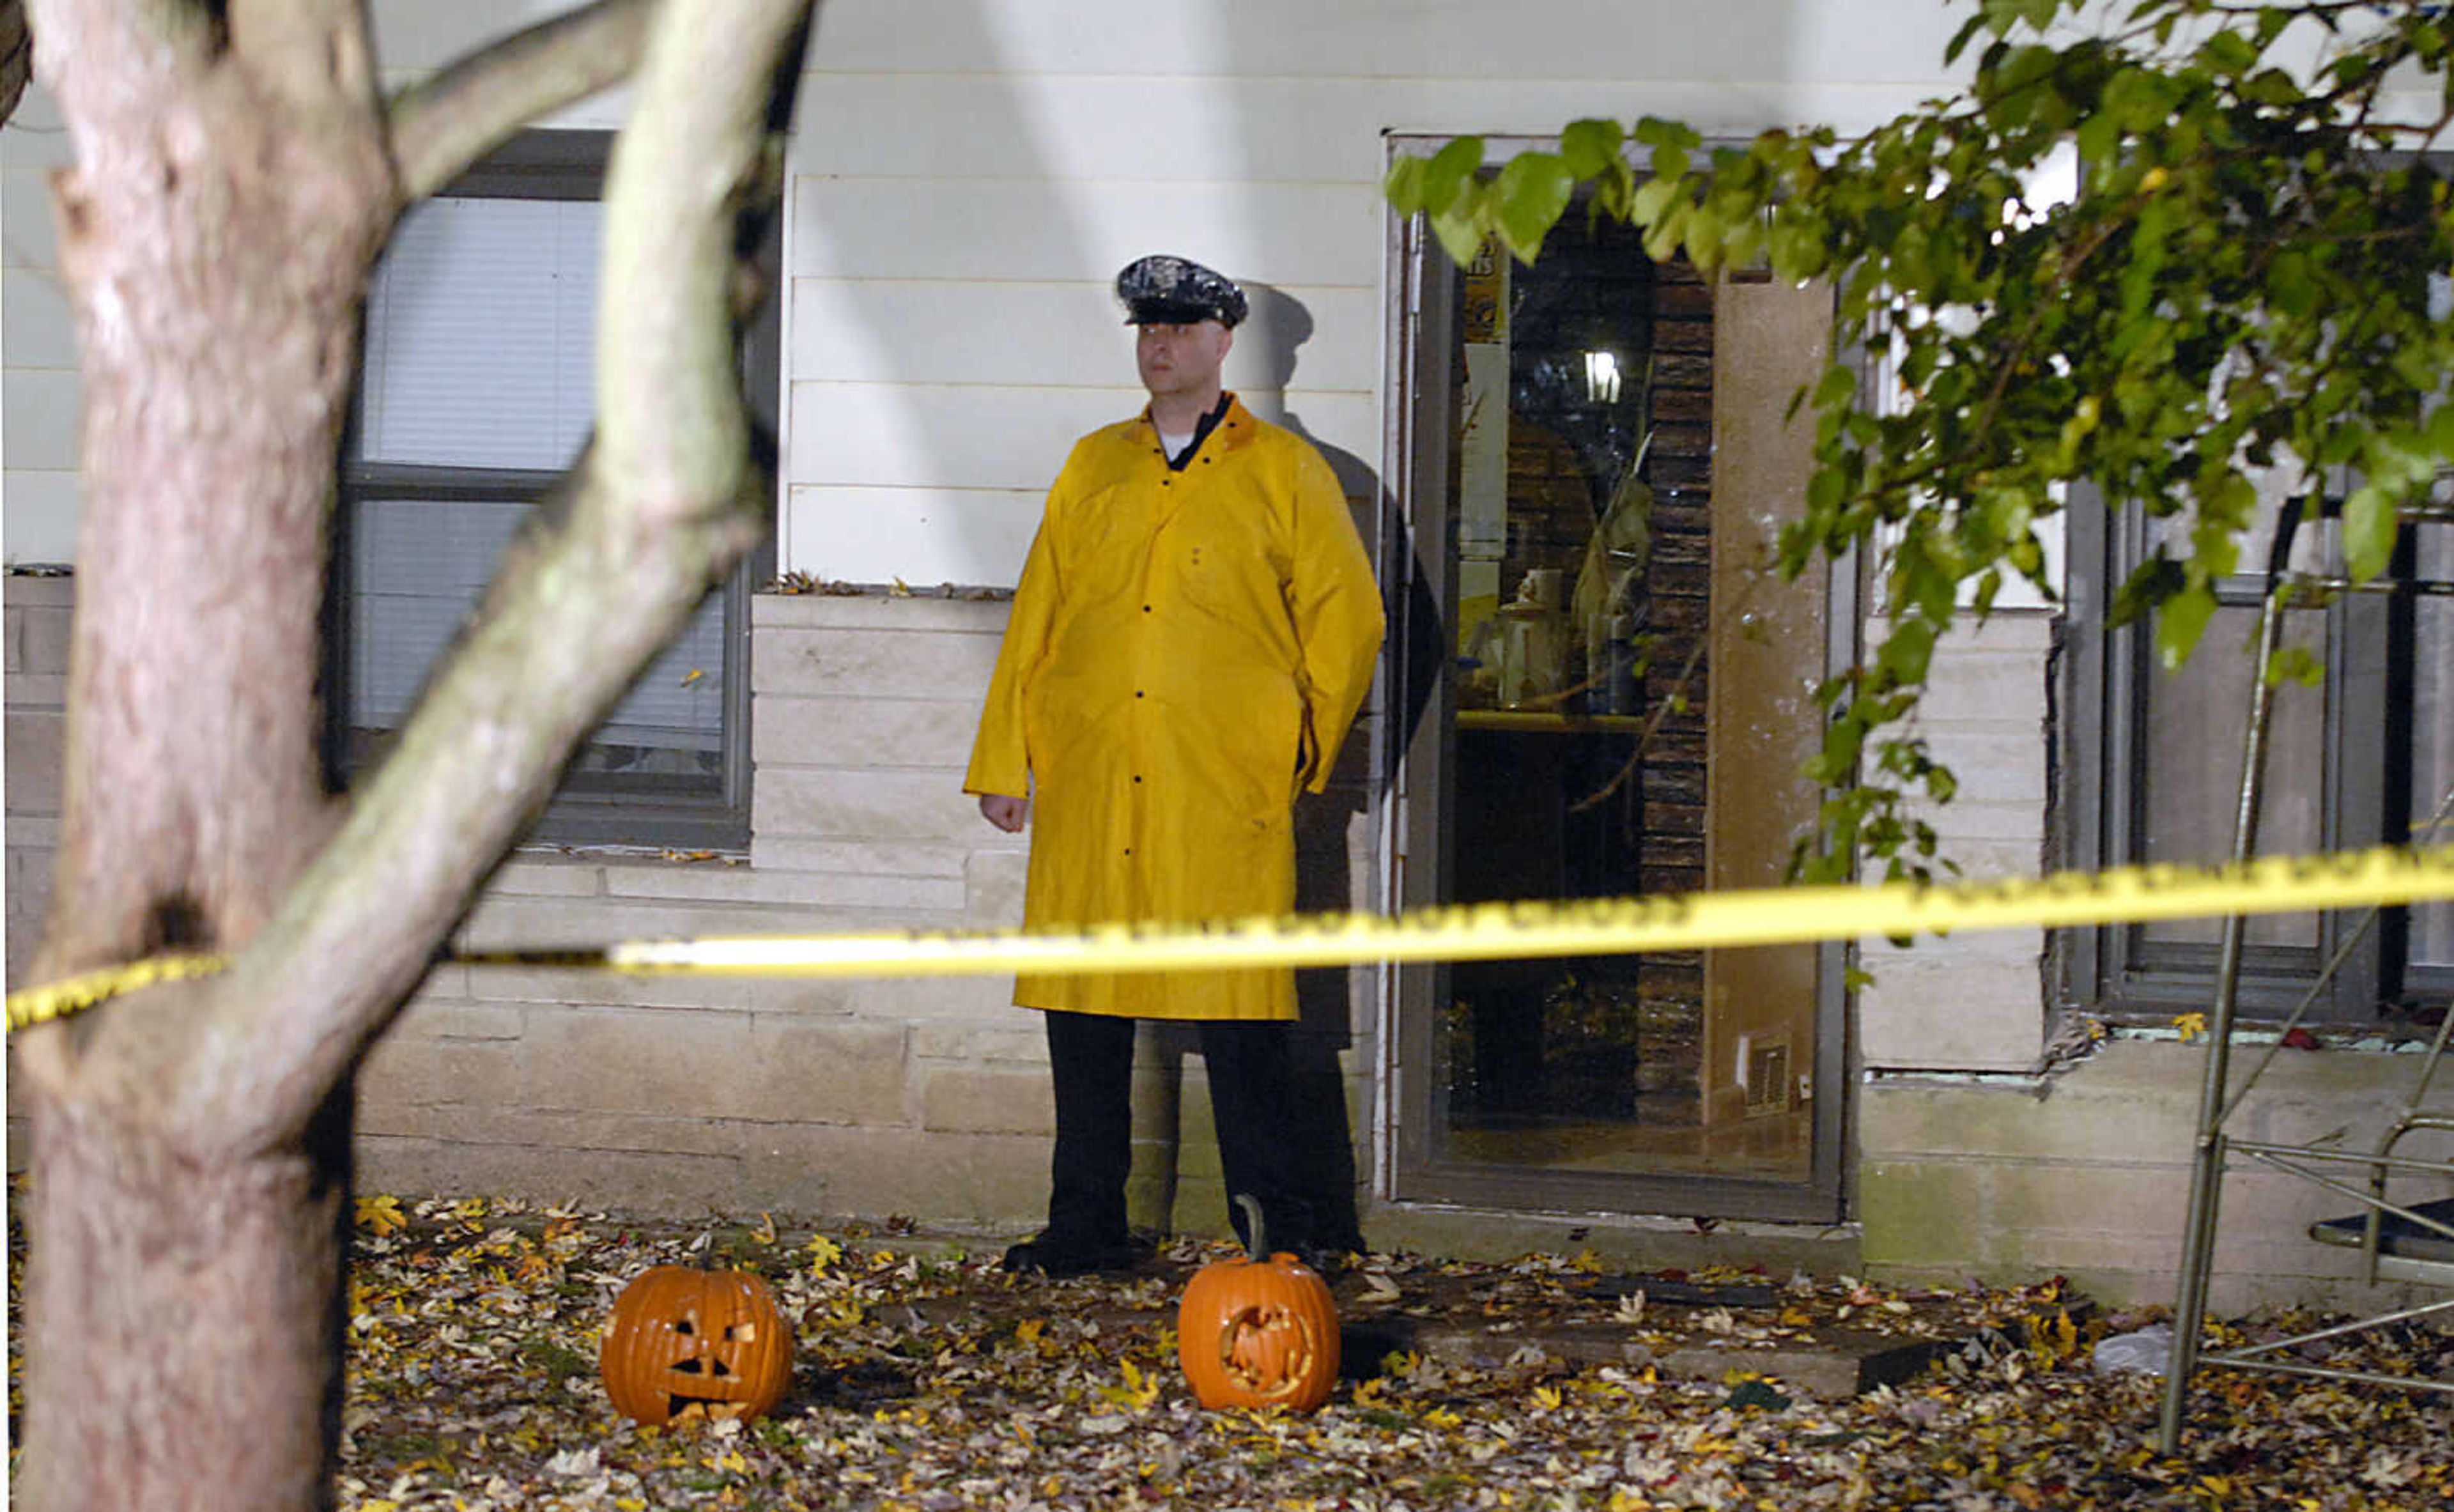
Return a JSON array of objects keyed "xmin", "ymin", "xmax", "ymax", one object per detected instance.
[{"xmin": 2157, "ymin": 581, "xmax": 2288, "ymax": 1454}]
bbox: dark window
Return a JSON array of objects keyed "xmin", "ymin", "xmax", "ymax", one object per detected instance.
[
  {"xmin": 2065, "ymin": 496, "xmax": 2453, "ymax": 1023},
  {"xmin": 330, "ymin": 131, "xmax": 768, "ymax": 849}
]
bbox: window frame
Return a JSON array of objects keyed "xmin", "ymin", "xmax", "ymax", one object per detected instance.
[
  {"xmin": 2061, "ymin": 495, "xmax": 2451, "ymax": 1024},
  {"xmin": 327, "ymin": 128, "xmax": 773, "ymax": 851}
]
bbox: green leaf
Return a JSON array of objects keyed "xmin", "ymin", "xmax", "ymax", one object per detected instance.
[
  {"xmin": 1559, "ymin": 118, "xmax": 1624, "ymax": 180},
  {"xmin": 1632, "ymin": 115, "xmax": 1701, "ymax": 151},
  {"xmin": 2110, "ymin": 552, "xmax": 2184, "ymax": 628},
  {"xmin": 2425, "ymin": 401, "xmax": 2454, "ymax": 460},
  {"xmin": 2265, "ymin": 247, "xmax": 2316, "ymax": 318},
  {"xmin": 2341, "ymin": 482, "xmax": 2399, "ymax": 583},
  {"xmin": 1430, "ymin": 204, "xmax": 1488, "ymax": 272},
  {"xmin": 1384, "ymin": 155, "xmax": 1428, "ymax": 217},
  {"xmin": 1945, "ymin": 9, "xmax": 1991, "ymax": 65},
  {"xmin": 2266, "ymin": 644, "xmax": 2325, "ymax": 688},
  {"xmin": 1685, "ymin": 201, "xmax": 1728, "ymax": 275},
  {"xmin": 2155, "ymin": 582, "xmax": 2218, "ymax": 671},
  {"xmin": 1642, "ymin": 201, "xmax": 1691, "ymax": 265},
  {"xmin": 1421, "ymin": 136, "xmax": 1485, "ymax": 216},
  {"xmin": 1495, "ymin": 152, "xmax": 1575, "ymax": 263},
  {"xmin": 1593, "ymin": 157, "xmax": 1639, "ymax": 222},
  {"xmin": 1766, "ymin": 210, "xmax": 1829, "ymax": 280},
  {"xmin": 2197, "ymin": 27, "xmax": 2258, "ymax": 78},
  {"xmin": 1631, "ymin": 174, "xmax": 1684, "ymax": 229}
]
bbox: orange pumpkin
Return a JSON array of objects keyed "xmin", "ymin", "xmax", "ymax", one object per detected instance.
[
  {"xmin": 601, "ymin": 1265, "xmax": 795, "ymax": 1426},
  {"xmin": 1177, "ymin": 1194, "xmax": 1339, "ymax": 1412}
]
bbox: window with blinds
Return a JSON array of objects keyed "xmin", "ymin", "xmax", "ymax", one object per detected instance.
[{"xmin": 331, "ymin": 131, "xmax": 755, "ymax": 849}]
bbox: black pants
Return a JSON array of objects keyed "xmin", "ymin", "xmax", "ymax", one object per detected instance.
[{"xmin": 1040, "ymin": 1008, "xmax": 1314, "ymax": 1254}]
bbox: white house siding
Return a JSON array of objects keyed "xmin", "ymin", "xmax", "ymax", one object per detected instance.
[
  {"xmin": 8, "ymin": 1, "xmax": 2445, "ymax": 1308},
  {"xmin": 776, "ymin": 0, "xmax": 1972, "ymax": 587}
]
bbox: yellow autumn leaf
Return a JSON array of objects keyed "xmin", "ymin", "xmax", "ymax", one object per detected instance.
[
  {"xmin": 1532, "ymin": 1384, "xmax": 1564, "ymax": 1409},
  {"xmin": 2173, "ymin": 1011, "xmax": 2208, "ymax": 1042},
  {"xmin": 752, "ymin": 1211, "xmax": 778, "ymax": 1246},
  {"xmin": 355, "ymin": 1194, "xmax": 407, "ymax": 1237},
  {"xmin": 889, "ymin": 577, "xmax": 913, "ymax": 597},
  {"xmin": 1099, "ymin": 1357, "xmax": 1162, "ymax": 1411},
  {"xmin": 806, "ymin": 1233, "xmax": 843, "ymax": 1274},
  {"xmin": 679, "ymin": 667, "xmax": 706, "ymax": 686}
]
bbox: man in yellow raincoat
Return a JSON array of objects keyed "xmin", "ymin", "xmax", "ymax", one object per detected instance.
[{"xmin": 965, "ymin": 254, "xmax": 1385, "ymax": 1276}]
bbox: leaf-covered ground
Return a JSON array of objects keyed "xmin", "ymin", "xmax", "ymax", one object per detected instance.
[{"xmin": 14, "ymin": 1194, "xmax": 2454, "ymax": 1509}]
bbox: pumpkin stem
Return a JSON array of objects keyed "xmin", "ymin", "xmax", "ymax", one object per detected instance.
[{"xmin": 1232, "ymin": 1192, "xmax": 1268, "ymax": 1263}]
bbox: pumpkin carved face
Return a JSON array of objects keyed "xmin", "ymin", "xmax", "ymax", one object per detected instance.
[
  {"xmin": 600, "ymin": 1265, "xmax": 795, "ymax": 1426},
  {"xmin": 1177, "ymin": 1195, "xmax": 1340, "ymax": 1412}
]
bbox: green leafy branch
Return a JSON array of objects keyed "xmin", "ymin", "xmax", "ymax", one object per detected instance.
[{"xmin": 1387, "ymin": 0, "xmax": 2454, "ymax": 881}]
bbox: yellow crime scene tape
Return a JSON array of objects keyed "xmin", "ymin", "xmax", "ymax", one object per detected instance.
[{"xmin": 9, "ymin": 843, "xmax": 2451, "ymax": 1035}]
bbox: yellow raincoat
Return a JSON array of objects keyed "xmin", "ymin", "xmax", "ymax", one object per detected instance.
[{"xmin": 964, "ymin": 396, "xmax": 1384, "ymax": 1020}]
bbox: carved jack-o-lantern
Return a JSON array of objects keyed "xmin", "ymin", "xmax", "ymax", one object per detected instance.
[
  {"xmin": 600, "ymin": 1265, "xmax": 795, "ymax": 1426},
  {"xmin": 1177, "ymin": 1194, "xmax": 1340, "ymax": 1412}
]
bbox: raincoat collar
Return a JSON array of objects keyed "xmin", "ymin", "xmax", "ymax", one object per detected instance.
[{"xmin": 1138, "ymin": 392, "xmax": 1257, "ymax": 469}]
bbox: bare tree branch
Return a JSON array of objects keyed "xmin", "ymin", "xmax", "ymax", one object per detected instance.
[
  {"xmin": 0, "ymin": 2, "xmax": 34, "ymax": 127},
  {"xmin": 192, "ymin": 0, "xmax": 813, "ymax": 1153},
  {"xmin": 387, "ymin": 0, "xmax": 655, "ymax": 203}
]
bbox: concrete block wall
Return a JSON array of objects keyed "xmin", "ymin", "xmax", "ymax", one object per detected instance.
[
  {"xmin": 351, "ymin": 588, "xmax": 1386, "ymax": 1239},
  {"xmin": 1844, "ymin": 608, "xmax": 2454, "ymax": 1308},
  {"xmin": 3, "ymin": 576, "xmax": 68, "ymax": 987},
  {"xmin": 1860, "ymin": 1039, "xmax": 2454, "ymax": 1313},
  {"xmin": 1855, "ymin": 611, "xmax": 2056, "ymax": 1074},
  {"xmin": 0, "ymin": 583, "xmax": 1378, "ymax": 1244}
]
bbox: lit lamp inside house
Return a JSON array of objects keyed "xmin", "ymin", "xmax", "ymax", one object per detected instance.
[{"xmin": 1584, "ymin": 349, "xmax": 1622, "ymax": 405}]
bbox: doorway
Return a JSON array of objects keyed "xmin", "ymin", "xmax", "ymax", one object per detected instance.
[{"xmin": 1384, "ymin": 180, "xmax": 1849, "ymax": 1221}]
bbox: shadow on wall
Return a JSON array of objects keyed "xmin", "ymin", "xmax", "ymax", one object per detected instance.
[{"xmin": 1227, "ymin": 281, "xmax": 1420, "ymax": 1253}]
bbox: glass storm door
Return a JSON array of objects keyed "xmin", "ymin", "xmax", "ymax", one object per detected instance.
[{"xmin": 1385, "ymin": 195, "xmax": 1848, "ymax": 1221}]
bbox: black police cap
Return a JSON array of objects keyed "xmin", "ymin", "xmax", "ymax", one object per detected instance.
[{"xmin": 1115, "ymin": 254, "xmax": 1247, "ymax": 328}]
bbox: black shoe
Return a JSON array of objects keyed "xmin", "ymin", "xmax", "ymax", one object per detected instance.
[
  {"xmin": 1290, "ymin": 1244, "xmax": 1344, "ymax": 1279},
  {"xmin": 999, "ymin": 1233, "xmax": 1143, "ymax": 1277}
]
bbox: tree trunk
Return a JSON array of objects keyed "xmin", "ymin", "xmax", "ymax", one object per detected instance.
[
  {"xmin": 17, "ymin": 10, "xmax": 394, "ymax": 1509},
  {"xmin": 15, "ymin": 1079, "xmax": 355, "ymax": 1512},
  {"xmin": 34, "ymin": 45, "xmax": 387, "ymax": 983}
]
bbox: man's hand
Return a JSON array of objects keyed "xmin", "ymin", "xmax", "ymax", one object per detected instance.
[{"xmin": 979, "ymin": 793, "xmax": 1030, "ymax": 832}]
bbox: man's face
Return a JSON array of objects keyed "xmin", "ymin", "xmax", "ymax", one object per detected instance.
[{"xmin": 1135, "ymin": 319, "xmax": 1233, "ymax": 401}]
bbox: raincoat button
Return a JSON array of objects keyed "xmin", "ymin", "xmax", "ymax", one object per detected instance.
[
  {"xmin": 1135, "ymin": 690, "xmax": 1145, "ymax": 698},
  {"xmin": 1143, "ymin": 605, "xmax": 1152, "ymax": 613}
]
